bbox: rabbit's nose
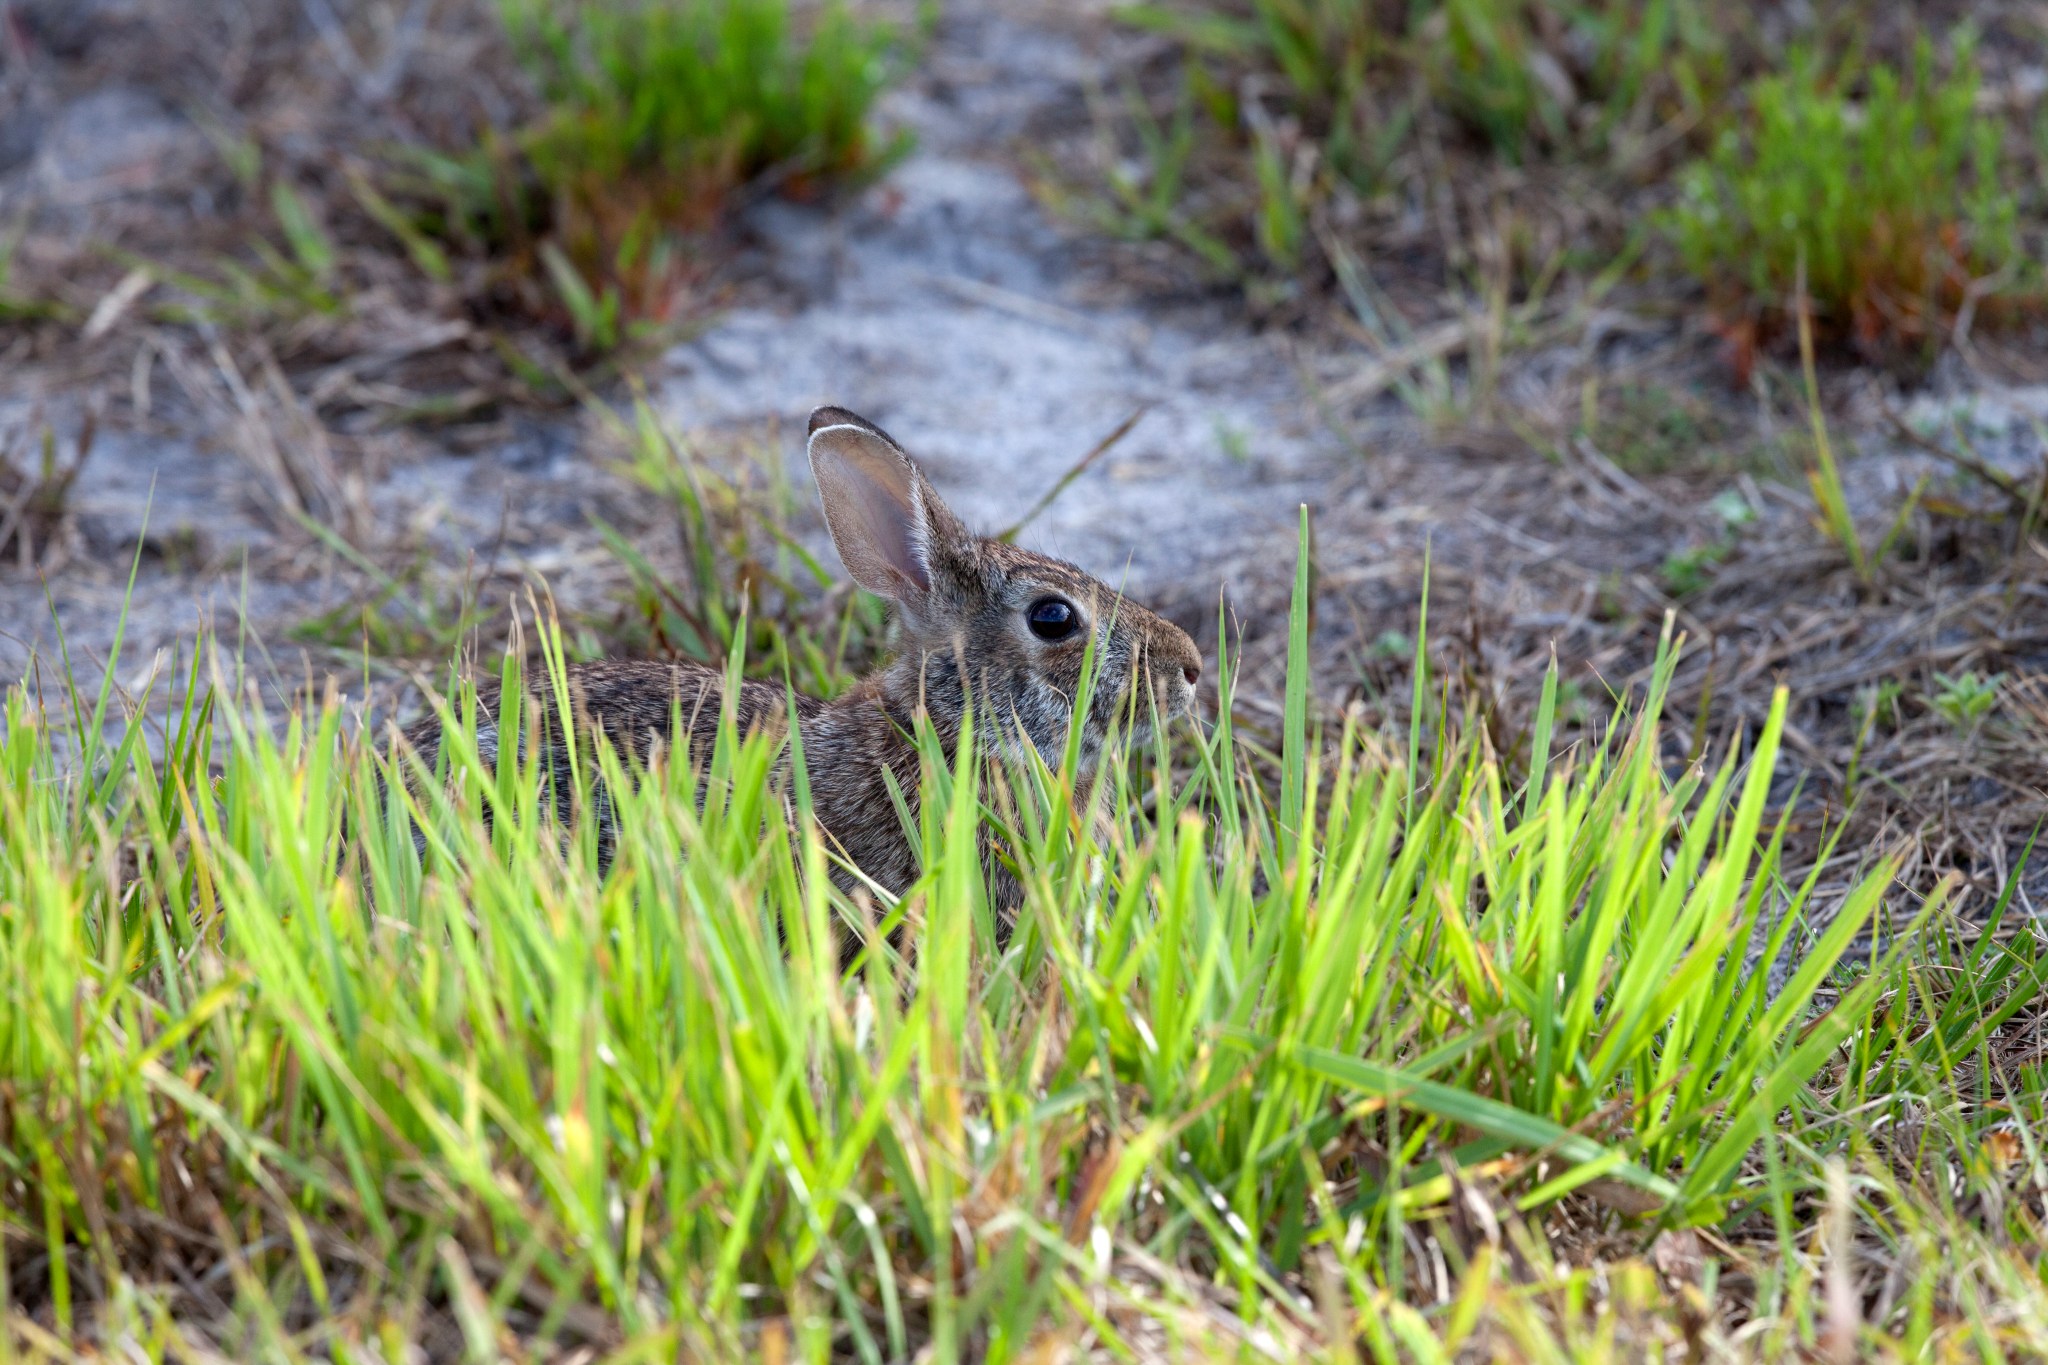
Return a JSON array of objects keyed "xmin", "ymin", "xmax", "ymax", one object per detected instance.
[{"xmin": 1182, "ymin": 663, "xmax": 1200, "ymax": 687}]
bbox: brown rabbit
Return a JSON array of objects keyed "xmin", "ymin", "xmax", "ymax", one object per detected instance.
[{"xmin": 396, "ymin": 405, "xmax": 1203, "ymax": 925}]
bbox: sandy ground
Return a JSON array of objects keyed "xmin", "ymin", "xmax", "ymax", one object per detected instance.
[{"xmin": 0, "ymin": 4, "xmax": 1342, "ymax": 696}]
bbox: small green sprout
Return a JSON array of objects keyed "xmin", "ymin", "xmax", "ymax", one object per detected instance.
[{"xmin": 1930, "ymin": 670, "xmax": 2003, "ymax": 731}]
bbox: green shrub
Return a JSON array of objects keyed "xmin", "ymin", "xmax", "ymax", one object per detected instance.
[
  {"xmin": 1426, "ymin": 0, "xmax": 1717, "ymax": 157},
  {"xmin": 382, "ymin": 0, "xmax": 908, "ymax": 354},
  {"xmin": 1662, "ymin": 36, "xmax": 2019, "ymax": 353},
  {"xmin": 502, "ymin": 0, "xmax": 901, "ymax": 195}
]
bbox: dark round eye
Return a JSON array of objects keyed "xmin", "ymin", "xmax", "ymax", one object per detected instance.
[{"xmin": 1026, "ymin": 597, "xmax": 1079, "ymax": 641}]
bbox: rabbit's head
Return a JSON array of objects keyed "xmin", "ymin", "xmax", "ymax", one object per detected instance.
[{"xmin": 808, "ymin": 407, "xmax": 1202, "ymax": 768}]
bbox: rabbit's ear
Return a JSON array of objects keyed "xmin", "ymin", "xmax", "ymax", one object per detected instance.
[{"xmin": 808, "ymin": 410, "xmax": 967, "ymax": 604}]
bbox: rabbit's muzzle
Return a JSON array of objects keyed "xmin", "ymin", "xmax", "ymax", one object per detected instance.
[{"xmin": 1121, "ymin": 618, "xmax": 1203, "ymax": 736}]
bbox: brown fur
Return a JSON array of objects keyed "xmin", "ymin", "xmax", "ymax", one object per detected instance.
[{"xmin": 394, "ymin": 406, "xmax": 1203, "ymax": 931}]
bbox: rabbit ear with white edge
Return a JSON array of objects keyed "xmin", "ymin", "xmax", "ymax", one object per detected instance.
[{"xmin": 807, "ymin": 406, "xmax": 966, "ymax": 605}]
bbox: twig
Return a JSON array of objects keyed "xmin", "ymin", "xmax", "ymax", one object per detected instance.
[
  {"xmin": 300, "ymin": 0, "xmax": 430, "ymax": 105},
  {"xmin": 922, "ymin": 271, "xmax": 1109, "ymax": 338},
  {"xmin": 1880, "ymin": 406, "xmax": 2028, "ymax": 506},
  {"xmin": 997, "ymin": 407, "xmax": 1148, "ymax": 544},
  {"xmin": 1323, "ymin": 318, "xmax": 1470, "ymax": 408},
  {"xmin": 367, "ymin": 0, "xmax": 432, "ymax": 101},
  {"xmin": 298, "ymin": 0, "xmax": 374, "ymax": 98}
]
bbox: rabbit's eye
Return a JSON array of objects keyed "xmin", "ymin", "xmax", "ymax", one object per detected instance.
[{"xmin": 1027, "ymin": 597, "xmax": 1080, "ymax": 641}]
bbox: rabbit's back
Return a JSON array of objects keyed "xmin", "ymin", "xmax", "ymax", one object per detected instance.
[
  {"xmin": 392, "ymin": 661, "xmax": 826, "ymax": 862},
  {"xmin": 544, "ymin": 660, "xmax": 824, "ymax": 767},
  {"xmin": 401, "ymin": 660, "xmax": 820, "ymax": 770}
]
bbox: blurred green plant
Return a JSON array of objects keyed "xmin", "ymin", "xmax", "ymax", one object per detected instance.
[
  {"xmin": 0, "ymin": 417, "xmax": 95, "ymax": 568},
  {"xmin": 1655, "ymin": 487, "xmax": 1760, "ymax": 597},
  {"xmin": 1425, "ymin": 0, "xmax": 1718, "ymax": 156},
  {"xmin": 1096, "ymin": 0, "xmax": 1719, "ymax": 281},
  {"xmin": 1663, "ymin": 35, "xmax": 2020, "ymax": 359},
  {"xmin": 143, "ymin": 180, "xmax": 347, "ymax": 327},
  {"xmin": 1854, "ymin": 677, "xmax": 1907, "ymax": 732},
  {"xmin": 1930, "ymin": 669, "xmax": 2002, "ymax": 732},
  {"xmin": 1582, "ymin": 378, "xmax": 1763, "ymax": 477},
  {"xmin": 0, "ymin": 230, "xmax": 74, "ymax": 324},
  {"xmin": 376, "ymin": 0, "xmax": 910, "ymax": 356},
  {"xmin": 288, "ymin": 531, "xmax": 493, "ymax": 662},
  {"xmin": 134, "ymin": 120, "xmax": 345, "ymax": 328},
  {"xmin": 501, "ymin": 0, "xmax": 901, "ymax": 188},
  {"xmin": 1790, "ymin": 289, "xmax": 1935, "ymax": 589},
  {"xmin": 1659, "ymin": 539, "xmax": 1727, "ymax": 596}
]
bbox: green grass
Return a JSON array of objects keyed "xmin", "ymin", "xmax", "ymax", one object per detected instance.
[
  {"xmin": 6, "ymin": 525, "xmax": 2048, "ymax": 1358},
  {"xmin": 1662, "ymin": 34, "xmax": 2021, "ymax": 355},
  {"xmin": 593, "ymin": 391, "xmax": 890, "ymax": 695},
  {"xmin": 501, "ymin": 0, "xmax": 903, "ymax": 189},
  {"xmin": 0, "ymin": 232, "xmax": 74, "ymax": 326},
  {"xmin": 1093, "ymin": 0, "xmax": 1718, "ymax": 282},
  {"xmin": 0, "ymin": 419, "xmax": 95, "ymax": 568},
  {"xmin": 144, "ymin": 1, "xmax": 910, "ymax": 373},
  {"xmin": 1089, "ymin": 6, "xmax": 2043, "ymax": 374},
  {"xmin": 378, "ymin": 0, "xmax": 910, "ymax": 357},
  {"xmin": 1577, "ymin": 379, "xmax": 1790, "ymax": 479},
  {"xmin": 1420, "ymin": 0, "xmax": 1718, "ymax": 159}
]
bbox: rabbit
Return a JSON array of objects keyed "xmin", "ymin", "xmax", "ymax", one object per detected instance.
[{"xmin": 391, "ymin": 405, "xmax": 1204, "ymax": 932}]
